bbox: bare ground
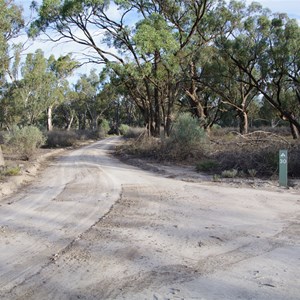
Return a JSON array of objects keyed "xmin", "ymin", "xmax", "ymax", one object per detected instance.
[{"xmin": 0, "ymin": 137, "xmax": 299, "ymax": 299}]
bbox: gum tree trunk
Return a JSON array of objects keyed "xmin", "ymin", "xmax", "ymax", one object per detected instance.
[
  {"xmin": 47, "ymin": 106, "xmax": 53, "ymax": 131},
  {"xmin": 0, "ymin": 146, "xmax": 5, "ymax": 167},
  {"xmin": 238, "ymin": 110, "xmax": 249, "ymax": 135}
]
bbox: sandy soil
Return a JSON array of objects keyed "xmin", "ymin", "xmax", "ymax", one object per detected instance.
[
  {"xmin": 0, "ymin": 148, "xmax": 66, "ymax": 199},
  {"xmin": 0, "ymin": 137, "xmax": 299, "ymax": 300}
]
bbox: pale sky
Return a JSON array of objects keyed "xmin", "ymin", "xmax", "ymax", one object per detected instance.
[
  {"xmin": 12, "ymin": 0, "xmax": 300, "ymax": 81},
  {"xmin": 245, "ymin": 0, "xmax": 300, "ymax": 20}
]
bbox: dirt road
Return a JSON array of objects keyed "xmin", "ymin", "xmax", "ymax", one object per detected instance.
[{"xmin": 0, "ymin": 137, "xmax": 299, "ymax": 299}]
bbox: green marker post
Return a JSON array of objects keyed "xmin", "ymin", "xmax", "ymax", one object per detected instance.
[{"xmin": 279, "ymin": 150, "xmax": 288, "ymax": 187}]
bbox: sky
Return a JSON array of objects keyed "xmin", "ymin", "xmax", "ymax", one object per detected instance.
[
  {"xmin": 245, "ymin": 0, "xmax": 300, "ymax": 20},
  {"xmin": 12, "ymin": 0, "xmax": 300, "ymax": 82}
]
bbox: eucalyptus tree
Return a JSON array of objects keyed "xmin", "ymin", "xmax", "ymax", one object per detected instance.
[
  {"xmin": 73, "ymin": 72, "xmax": 97, "ymax": 130},
  {"xmin": 263, "ymin": 16, "xmax": 300, "ymax": 138},
  {"xmin": 0, "ymin": 0, "xmax": 24, "ymax": 165},
  {"xmin": 196, "ymin": 46, "xmax": 258, "ymax": 134},
  {"xmin": 46, "ymin": 54, "xmax": 78, "ymax": 130},
  {"xmin": 0, "ymin": 0, "xmax": 24, "ymax": 84},
  {"xmin": 74, "ymin": 69, "xmax": 113, "ymax": 130},
  {"xmin": 16, "ymin": 49, "xmax": 51, "ymax": 126},
  {"xmin": 30, "ymin": 0, "xmax": 208, "ymax": 136},
  {"xmin": 103, "ymin": 70, "xmax": 145, "ymax": 129},
  {"xmin": 179, "ymin": 0, "xmax": 242, "ymax": 130},
  {"xmin": 55, "ymin": 89, "xmax": 78, "ymax": 130},
  {"xmin": 215, "ymin": 1, "xmax": 300, "ymax": 138},
  {"xmin": 7, "ymin": 50, "xmax": 76, "ymax": 129}
]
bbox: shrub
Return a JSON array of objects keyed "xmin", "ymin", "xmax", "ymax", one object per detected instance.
[
  {"xmin": 0, "ymin": 166, "xmax": 21, "ymax": 176},
  {"xmin": 0, "ymin": 132, "xmax": 4, "ymax": 144},
  {"xmin": 289, "ymin": 142, "xmax": 300, "ymax": 177},
  {"xmin": 123, "ymin": 127, "xmax": 145, "ymax": 139},
  {"xmin": 119, "ymin": 124, "xmax": 130, "ymax": 136},
  {"xmin": 46, "ymin": 130, "xmax": 77, "ymax": 148},
  {"xmin": 212, "ymin": 174, "xmax": 221, "ymax": 182},
  {"xmin": 221, "ymin": 169, "xmax": 238, "ymax": 178},
  {"xmin": 99, "ymin": 119, "xmax": 110, "ymax": 137},
  {"xmin": 4, "ymin": 126, "xmax": 46, "ymax": 159},
  {"xmin": 170, "ymin": 113, "xmax": 206, "ymax": 146},
  {"xmin": 196, "ymin": 160, "xmax": 219, "ymax": 172},
  {"xmin": 238, "ymin": 170, "xmax": 246, "ymax": 178},
  {"xmin": 117, "ymin": 115, "xmax": 208, "ymax": 162},
  {"xmin": 248, "ymin": 169, "xmax": 257, "ymax": 178},
  {"xmin": 166, "ymin": 113, "xmax": 207, "ymax": 160},
  {"xmin": 210, "ymin": 131, "xmax": 292, "ymax": 177},
  {"xmin": 75, "ymin": 130, "xmax": 94, "ymax": 140}
]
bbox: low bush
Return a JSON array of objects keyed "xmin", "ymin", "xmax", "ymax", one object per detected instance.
[
  {"xmin": 116, "ymin": 120, "xmax": 300, "ymax": 179},
  {"xmin": 221, "ymin": 169, "xmax": 238, "ymax": 178},
  {"xmin": 117, "ymin": 116, "xmax": 209, "ymax": 162},
  {"xmin": 169, "ymin": 113, "xmax": 206, "ymax": 146},
  {"xmin": 212, "ymin": 174, "xmax": 221, "ymax": 182},
  {"xmin": 119, "ymin": 124, "xmax": 130, "ymax": 136},
  {"xmin": 196, "ymin": 160, "xmax": 219, "ymax": 173},
  {"xmin": 75, "ymin": 130, "xmax": 94, "ymax": 140},
  {"xmin": 46, "ymin": 127, "xmax": 110, "ymax": 148},
  {"xmin": 46, "ymin": 130, "xmax": 77, "ymax": 148},
  {"xmin": 4, "ymin": 126, "xmax": 46, "ymax": 160},
  {"xmin": 289, "ymin": 141, "xmax": 300, "ymax": 177},
  {"xmin": 99, "ymin": 119, "xmax": 110, "ymax": 137},
  {"xmin": 0, "ymin": 166, "xmax": 21, "ymax": 176},
  {"xmin": 123, "ymin": 127, "xmax": 145, "ymax": 139},
  {"xmin": 117, "ymin": 135, "xmax": 161, "ymax": 158},
  {"xmin": 166, "ymin": 113, "xmax": 208, "ymax": 161},
  {"xmin": 0, "ymin": 132, "xmax": 4, "ymax": 144},
  {"xmin": 248, "ymin": 169, "xmax": 257, "ymax": 178},
  {"xmin": 210, "ymin": 130, "xmax": 300, "ymax": 178}
]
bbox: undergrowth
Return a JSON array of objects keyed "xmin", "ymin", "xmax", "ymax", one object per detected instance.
[
  {"xmin": 118, "ymin": 114, "xmax": 209, "ymax": 162},
  {"xmin": 118, "ymin": 126, "xmax": 300, "ymax": 179},
  {"xmin": 208, "ymin": 131, "xmax": 297, "ymax": 178},
  {"xmin": 45, "ymin": 129, "xmax": 106, "ymax": 148},
  {"xmin": 4, "ymin": 126, "xmax": 46, "ymax": 160},
  {"xmin": 0, "ymin": 166, "xmax": 21, "ymax": 178}
]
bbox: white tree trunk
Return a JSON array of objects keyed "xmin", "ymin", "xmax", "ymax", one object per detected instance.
[
  {"xmin": 66, "ymin": 116, "xmax": 74, "ymax": 131},
  {"xmin": 47, "ymin": 106, "xmax": 53, "ymax": 131},
  {"xmin": 0, "ymin": 146, "xmax": 5, "ymax": 167}
]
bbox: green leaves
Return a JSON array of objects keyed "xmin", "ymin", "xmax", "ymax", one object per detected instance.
[
  {"xmin": 0, "ymin": 0, "xmax": 24, "ymax": 37},
  {"xmin": 29, "ymin": 0, "xmax": 60, "ymax": 37},
  {"xmin": 22, "ymin": 0, "xmax": 300, "ymax": 137},
  {"xmin": 0, "ymin": 0, "xmax": 24, "ymax": 82},
  {"xmin": 30, "ymin": 0, "xmax": 109, "ymax": 37},
  {"xmin": 50, "ymin": 54, "xmax": 78, "ymax": 78},
  {"xmin": 2, "ymin": 49, "xmax": 77, "ymax": 128},
  {"xmin": 134, "ymin": 13, "xmax": 179, "ymax": 55}
]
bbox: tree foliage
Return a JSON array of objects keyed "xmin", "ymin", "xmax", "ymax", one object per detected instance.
[
  {"xmin": 0, "ymin": 0, "xmax": 298, "ymax": 140},
  {"xmin": 0, "ymin": 0, "xmax": 24, "ymax": 165},
  {"xmin": 0, "ymin": 0, "xmax": 24, "ymax": 83},
  {"xmin": 29, "ymin": 0, "xmax": 207, "ymax": 136}
]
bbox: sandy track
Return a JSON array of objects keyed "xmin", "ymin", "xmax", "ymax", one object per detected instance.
[{"xmin": 0, "ymin": 137, "xmax": 299, "ymax": 299}]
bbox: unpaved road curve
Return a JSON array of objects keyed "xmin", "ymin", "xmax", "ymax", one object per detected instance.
[{"xmin": 0, "ymin": 137, "xmax": 299, "ymax": 300}]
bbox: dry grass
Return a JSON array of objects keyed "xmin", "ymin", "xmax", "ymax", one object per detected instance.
[
  {"xmin": 208, "ymin": 131, "xmax": 292, "ymax": 176},
  {"xmin": 118, "ymin": 128, "xmax": 300, "ymax": 178},
  {"xmin": 45, "ymin": 130, "xmax": 104, "ymax": 148}
]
